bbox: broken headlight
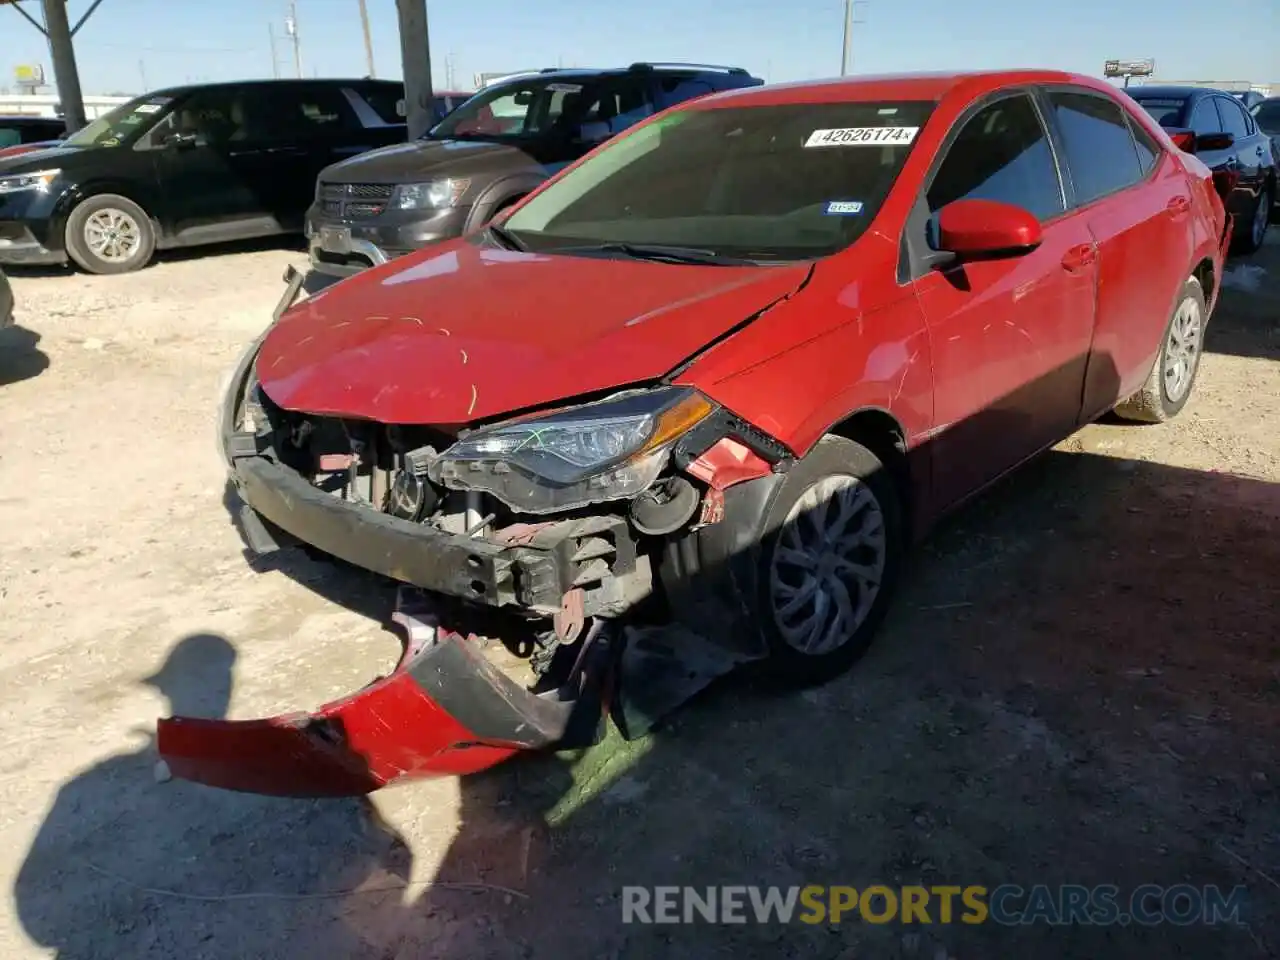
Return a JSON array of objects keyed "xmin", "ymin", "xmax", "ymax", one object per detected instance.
[{"xmin": 430, "ymin": 387, "xmax": 715, "ymax": 514}]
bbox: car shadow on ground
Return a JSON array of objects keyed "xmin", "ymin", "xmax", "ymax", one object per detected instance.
[
  {"xmin": 1210, "ymin": 241, "xmax": 1280, "ymax": 362},
  {"xmin": 15, "ymin": 448, "xmax": 1276, "ymax": 959},
  {"xmin": 2, "ymin": 234, "xmax": 306, "ymax": 280},
  {"xmin": 0, "ymin": 325, "xmax": 51, "ymax": 386}
]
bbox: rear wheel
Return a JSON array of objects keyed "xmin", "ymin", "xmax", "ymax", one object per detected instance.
[
  {"xmin": 65, "ymin": 194, "xmax": 156, "ymax": 275},
  {"xmin": 1114, "ymin": 276, "xmax": 1207, "ymax": 423},
  {"xmin": 1235, "ymin": 182, "xmax": 1272, "ymax": 255},
  {"xmin": 750, "ymin": 435, "xmax": 905, "ymax": 686}
]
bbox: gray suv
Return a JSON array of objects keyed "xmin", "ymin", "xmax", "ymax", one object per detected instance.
[{"xmin": 304, "ymin": 62, "xmax": 763, "ymax": 282}]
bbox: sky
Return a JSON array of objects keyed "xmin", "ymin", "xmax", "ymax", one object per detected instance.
[{"xmin": 1, "ymin": 0, "xmax": 1276, "ymax": 96}]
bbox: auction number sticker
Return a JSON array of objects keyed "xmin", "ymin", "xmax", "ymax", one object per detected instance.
[{"xmin": 805, "ymin": 126, "xmax": 919, "ymax": 148}]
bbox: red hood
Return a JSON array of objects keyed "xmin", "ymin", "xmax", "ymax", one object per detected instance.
[{"xmin": 256, "ymin": 241, "xmax": 809, "ymax": 424}]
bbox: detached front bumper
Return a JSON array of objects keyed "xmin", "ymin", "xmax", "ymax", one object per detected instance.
[{"xmin": 158, "ymin": 590, "xmax": 618, "ymax": 796}]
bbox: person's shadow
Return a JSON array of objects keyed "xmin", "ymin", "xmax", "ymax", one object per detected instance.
[{"xmin": 14, "ymin": 633, "xmax": 415, "ymax": 959}]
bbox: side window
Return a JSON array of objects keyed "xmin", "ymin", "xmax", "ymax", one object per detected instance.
[
  {"xmin": 0, "ymin": 128, "xmax": 19, "ymax": 148},
  {"xmin": 170, "ymin": 88, "xmax": 249, "ymax": 146},
  {"xmin": 926, "ymin": 93, "xmax": 1064, "ymax": 226},
  {"xmin": 353, "ymin": 84, "xmax": 406, "ymax": 125},
  {"xmin": 1189, "ymin": 98, "xmax": 1222, "ymax": 135},
  {"xmin": 656, "ymin": 75, "xmax": 715, "ymax": 110},
  {"xmin": 1127, "ymin": 114, "xmax": 1160, "ymax": 174},
  {"xmin": 260, "ymin": 86, "xmax": 360, "ymax": 140},
  {"xmin": 581, "ymin": 78, "xmax": 656, "ymax": 136},
  {"xmin": 1047, "ymin": 91, "xmax": 1144, "ymax": 205},
  {"xmin": 1215, "ymin": 97, "xmax": 1250, "ymax": 140}
]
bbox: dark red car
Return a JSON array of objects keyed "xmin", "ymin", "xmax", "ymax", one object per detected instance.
[{"xmin": 166, "ymin": 69, "xmax": 1230, "ymax": 797}]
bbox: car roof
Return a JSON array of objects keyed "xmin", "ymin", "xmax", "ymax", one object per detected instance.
[
  {"xmin": 145, "ymin": 78, "xmax": 401, "ymax": 98},
  {"xmin": 492, "ymin": 63, "xmax": 758, "ymax": 85},
  {"xmin": 691, "ymin": 68, "xmax": 1094, "ymax": 108},
  {"xmin": 1126, "ymin": 85, "xmax": 1221, "ymax": 100}
]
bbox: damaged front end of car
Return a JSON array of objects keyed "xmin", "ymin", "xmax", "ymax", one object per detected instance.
[{"xmin": 161, "ymin": 269, "xmax": 793, "ymax": 797}]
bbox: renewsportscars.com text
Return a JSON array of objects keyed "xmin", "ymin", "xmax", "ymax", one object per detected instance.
[{"xmin": 621, "ymin": 884, "xmax": 1248, "ymax": 927}]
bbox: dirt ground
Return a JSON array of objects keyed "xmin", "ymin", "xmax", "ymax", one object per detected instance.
[{"xmin": 0, "ymin": 233, "xmax": 1277, "ymax": 960}]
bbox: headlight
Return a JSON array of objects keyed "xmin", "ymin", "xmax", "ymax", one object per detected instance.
[
  {"xmin": 0, "ymin": 169, "xmax": 60, "ymax": 195},
  {"xmin": 430, "ymin": 387, "xmax": 715, "ymax": 514},
  {"xmin": 393, "ymin": 178, "xmax": 470, "ymax": 210}
]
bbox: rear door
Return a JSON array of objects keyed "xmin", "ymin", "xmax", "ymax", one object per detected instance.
[
  {"xmin": 1216, "ymin": 94, "xmax": 1267, "ymax": 213},
  {"xmin": 911, "ymin": 90, "xmax": 1098, "ymax": 505},
  {"xmin": 1042, "ymin": 88, "xmax": 1194, "ymax": 413}
]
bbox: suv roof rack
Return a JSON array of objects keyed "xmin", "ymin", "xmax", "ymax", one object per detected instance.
[{"xmin": 627, "ymin": 62, "xmax": 750, "ymax": 76}]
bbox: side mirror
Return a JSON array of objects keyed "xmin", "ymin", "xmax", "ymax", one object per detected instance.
[
  {"xmin": 935, "ymin": 198, "xmax": 1042, "ymax": 259},
  {"xmin": 1195, "ymin": 131, "xmax": 1235, "ymax": 151},
  {"xmin": 1166, "ymin": 128, "xmax": 1197, "ymax": 153}
]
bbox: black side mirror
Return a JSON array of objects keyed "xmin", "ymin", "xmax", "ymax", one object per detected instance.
[{"xmin": 1196, "ymin": 131, "xmax": 1235, "ymax": 151}]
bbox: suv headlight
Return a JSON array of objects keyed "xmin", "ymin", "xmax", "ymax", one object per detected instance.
[
  {"xmin": 0, "ymin": 169, "xmax": 60, "ymax": 195},
  {"xmin": 394, "ymin": 178, "xmax": 470, "ymax": 210},
  {"xmin": 430, "ymin": 387, "xmax": 715, "ymax": 513}
]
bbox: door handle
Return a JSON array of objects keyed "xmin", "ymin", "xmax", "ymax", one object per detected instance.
[
  {"xmin": 1061, "ymin": 243, "xmax": 1096, "ymax": 272},
  {"xmin": 1167, "ymin": 195, "xmax": 1192, "ymax": 214}
]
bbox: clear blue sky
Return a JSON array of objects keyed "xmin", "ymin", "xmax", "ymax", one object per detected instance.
[{"xmin": 3, "ymin": 0, "xmax": 1276, "ymax": 95}]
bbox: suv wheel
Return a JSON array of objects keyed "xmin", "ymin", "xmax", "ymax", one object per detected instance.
[
  {"xmin": 65, "ymin": 194, "xmax": 156, "ymax": 275},
  {"xmin": 1236, "ymin": 182, "xmax": 1272, "ymax": 255}
]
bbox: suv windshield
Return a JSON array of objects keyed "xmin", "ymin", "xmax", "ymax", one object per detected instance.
[
  {"xmin": 63, "ymin": 95, "xmax": 172, "ymax": 148},
  {"xmin": 502, "ymin": 100, "xmax": 935, "ymax": 261},
  {"xmin": 429, "ymin": 75, "xmax": 633, "ymax": 141}
]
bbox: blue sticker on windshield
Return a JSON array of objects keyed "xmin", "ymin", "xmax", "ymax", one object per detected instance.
[{"xmin": 824, "ymin": 200, "xmax": 865, "ymax": 215}]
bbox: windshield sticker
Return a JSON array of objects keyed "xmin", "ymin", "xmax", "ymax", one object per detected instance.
[
  {"xmin": 824, "ymin": 200, "xmax": 865, "ymax": 215},
  {"xmin": 805, "ymin": 126, "xmax": 919, "ymax": 148},
  {"xmin": 545, "ymin": 83, "xmax": 583, "ymax": 94},
  {"xmin": 100, "ymin": 137, "xmax": 120, "ymax": 148},
  {"xmin": 135, "ymin": 103, "xmax": 163, "ymax": 114}
]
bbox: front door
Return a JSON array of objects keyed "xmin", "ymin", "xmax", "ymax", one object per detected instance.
[
  {"xmin": 912, "ymin": 91, "xmax": 1098, "ymax": 509},
  {"xmin": 153, "ymin": 87, "xmax": 273, "ymax": 244}
]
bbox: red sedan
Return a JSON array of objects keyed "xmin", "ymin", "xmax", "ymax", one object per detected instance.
[{"xmin": 168, "ymin": 69, "xmax": 1230, "ymax": 796}]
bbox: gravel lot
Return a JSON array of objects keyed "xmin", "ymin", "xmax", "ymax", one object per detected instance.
[{"xmin": 0, "ymin": 236, "xmax": 1277, "ymax": 960}]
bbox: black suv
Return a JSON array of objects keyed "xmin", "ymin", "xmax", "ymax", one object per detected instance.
[
  {"xmin": 305, "ymin": 62, "xmax": 763, "ymax": 281},
  {"xmin": 0, "ymin": 79, "xmax": 406, "ymax": 274}
]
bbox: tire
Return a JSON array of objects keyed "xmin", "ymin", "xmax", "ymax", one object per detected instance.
[
  {"xmin": 1234, "ymin": 182, "xmax": 1272, "ymax": 255},
  {"xmin": 748, "ymin": 435, "xmax": 905, "ymax": 686},
  {"xmin": 65, "ymin": 194, "xmax": 156, "ymax": 275},
  {"xmin": 1114, "ymin": 276, "xmax": 1207, "ymax": 424}
]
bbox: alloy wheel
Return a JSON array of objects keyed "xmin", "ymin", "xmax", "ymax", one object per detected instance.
[
  {"xmin": 1253, "ymin": 190, "xmax": 1271, "ymax": 248},
  {"xmin": 1163, "ymin": 294, "xmax": 1203, "ymax": 403},
  {"xmin": 84, "ymin": 208, "xmax": 142, "ymax": 263},
  {"xmin": 768, "ymin": 474, "xmax": 887, "ymax": 656}
]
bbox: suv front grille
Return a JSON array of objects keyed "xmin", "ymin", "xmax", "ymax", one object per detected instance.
[{"xmin": 318, "ymin": 182, "xmax": 394, "ymax": 220}]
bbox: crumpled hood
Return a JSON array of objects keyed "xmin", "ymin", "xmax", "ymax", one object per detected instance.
[
  {"xmin": 318, "ymin": 137, "xmax": 538, "ymax": 185},
  {"xmin": 256, "ymin": 240, "xmax": 809, "ymax": 424}
]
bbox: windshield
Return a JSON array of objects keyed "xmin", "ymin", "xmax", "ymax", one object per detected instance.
[
  {"xmin": 63, "ymin": 95, "xmax": 173, "ymax": 148},
  {"xmin": 502, "ymin": 100, "xmax": 935, "ymax": 261},
  {"xmin": 1253, "ymin": 101, "xmax": 1280, "ymax": 135},
  {"xmin": 1130, "ymin": 97, "xmax": 1186, "ymax": 128},
  {"xmin": 428, "ymin": 76, "xmax": 642, "ymax": 142}
]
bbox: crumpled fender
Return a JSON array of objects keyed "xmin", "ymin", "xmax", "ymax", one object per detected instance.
[{"xmin": 157, "ymin": 590, "xmax": 607, "ymax": 797}]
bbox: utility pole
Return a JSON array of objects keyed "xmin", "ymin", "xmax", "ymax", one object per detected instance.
[
  {"xmin": 357, "ymin": 0, "xmax": 376, "ymax": 77},
  {"xmin": 286, "ymin": 1, "xmax": 302, "ymax": 79},
  {"xmin": 138, "ymin": 59, "xmax": 148, "ymax": 91},
  {"xmin": 268, "ymin": 22, "xmax": 280, "ymax": 78},
  {"xmin": 40, "ymin": 0, "xmax": 87, "ymax": 131},
  {"xmin": 840, "ymin": 0, "xmax": 854, "ymax": 76}
]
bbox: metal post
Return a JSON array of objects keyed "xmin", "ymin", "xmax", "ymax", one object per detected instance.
[
  {"xmin": 840, "ymin": 0, "xmax": 854, "ymax": 76},
  {"xmin": 41, "ymin": 0, "xmax": 87, "ymax": 131},
  {"xmin": 395, "ymin": 0, "xmax": 434, "ymax": 140},
  {"xmin": 358, "ymin": 0, "xmax": 376, "ymax": 77}
]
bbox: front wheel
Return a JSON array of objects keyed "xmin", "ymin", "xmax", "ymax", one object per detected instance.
[
  {"xmin": 749, "ymin": 435, "xmax": 905, "ymax": 686},
  {"xmin": 65, "ymin": 194, "xmax": 156, "ymax": 275},
  {"xmin": 1114, "ymin": 276, "xmax": 1207, "ymax": 423}
]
